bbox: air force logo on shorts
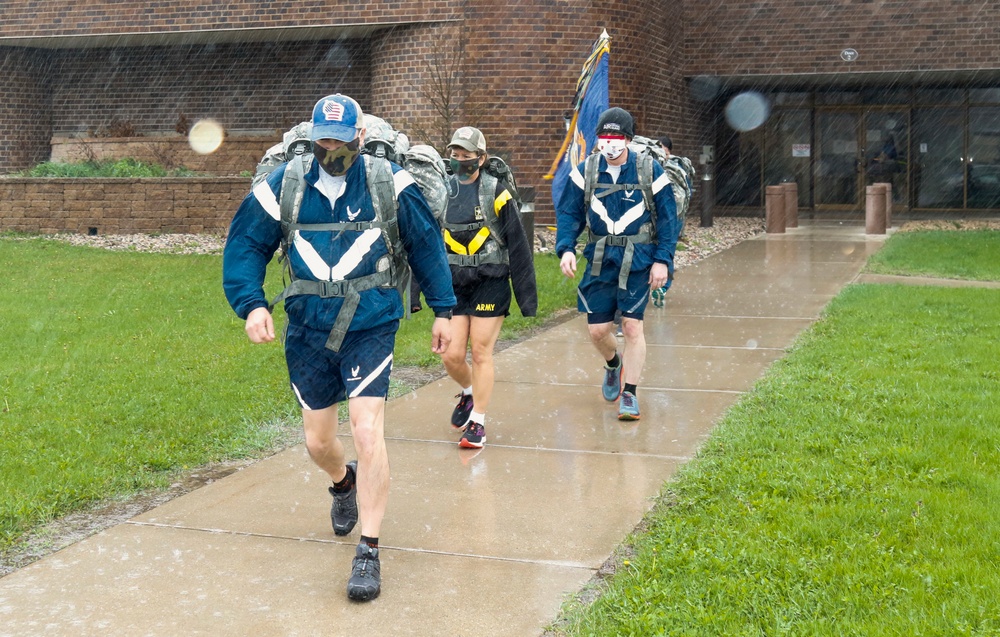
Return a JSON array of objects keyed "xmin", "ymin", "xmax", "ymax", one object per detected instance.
[{"xmin": 285, "ymin": 321, "xmax": 398, "ymax": 410}]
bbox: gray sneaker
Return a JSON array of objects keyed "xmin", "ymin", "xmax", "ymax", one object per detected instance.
[
  {"xmin": 347, "ymin": 543, "xmax": 381, "ymax": 602},
  {"xmin": 328, "ymin": 461, "xmax": 358, "ymax": 536}
]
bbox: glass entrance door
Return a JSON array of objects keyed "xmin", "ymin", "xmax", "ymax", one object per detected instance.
[
  {"xmin": 863, "ymin": 110, "xmax": 909, "ymax": 208},
  {"xmin": 815, "ymin": 108, "xmax": 910, "ymax": 210},
  {"xmin": 815, "ymin": 111, "xmax": 861, "ymax": 208}
]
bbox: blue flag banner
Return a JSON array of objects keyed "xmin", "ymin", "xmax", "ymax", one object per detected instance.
[{"xmin": 546, "ymin": 29, "xmax": 610, "ymax": 212}]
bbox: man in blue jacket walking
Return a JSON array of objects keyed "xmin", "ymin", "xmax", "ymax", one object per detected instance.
[
  {"xmin": 223, "ymin": 94, "xmax": 456, "ymax": 602},
  {"xmin": 555, "ymin": 107, "xmax": 679, "ymax": 422}
]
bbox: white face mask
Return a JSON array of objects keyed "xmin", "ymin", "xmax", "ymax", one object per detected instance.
[{"xmin": 597, "ymin": 137, "xmax": 628, "ymax": 161}]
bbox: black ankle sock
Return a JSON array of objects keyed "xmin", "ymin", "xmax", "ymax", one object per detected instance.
[
  {"xmin": 624, "ymin": 383, "xmax": 637, "ymax": 396},
  {"xmin": 332, "ymin": 464, "xmax": 355, "ymax": 493},
  {"xmin": 606, "ymin": 353, "xmax": 620, "ymax": 368},
  {"xmin": 360, "ymin": 535, "xmax": 379, "ymax": 549}
]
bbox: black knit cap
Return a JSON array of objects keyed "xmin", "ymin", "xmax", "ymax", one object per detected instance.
[{"xmin": 596, "ymin": 107, "xmax": 635, "ymax": 138}]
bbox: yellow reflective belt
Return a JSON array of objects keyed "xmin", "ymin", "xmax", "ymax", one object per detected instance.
[
  {"xmin": 444, "ymin": 227, "xmax": 492, "ymax": 255},
  {"xmin": 466, "ymin": 227, "xmax": 491, "ymax": 254},
  {"xmin": 444, "ymin": 230, "xmax": 467, "ymax": 254}
]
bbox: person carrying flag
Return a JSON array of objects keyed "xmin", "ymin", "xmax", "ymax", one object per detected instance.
[{"xmin": 555, "ymin": 107, "xmax": 679, "ymax": 421}]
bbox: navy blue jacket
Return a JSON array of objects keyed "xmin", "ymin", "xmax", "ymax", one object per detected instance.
[
  {"xmin": 555, "ymin": 150, "xmax": 679, "ymax": 273},
  {"xmin": 223, "ymin": 156, "xmax": 455, "ymax": 331}
]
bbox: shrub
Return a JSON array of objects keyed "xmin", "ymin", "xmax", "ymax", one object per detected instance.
[{"xmin": 17, "ymin": 158, "xmax": 208, "ymax": 178}]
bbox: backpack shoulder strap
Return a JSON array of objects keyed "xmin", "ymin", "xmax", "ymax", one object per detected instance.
[
  {"xmin": 583, "ymin": 153, "xmax": 601, "ymax": 209},
  {"xmin": 638, "ymin": 152, "xmax": 658, "ymax": 240},
  {"xmin": 363, "ymin": 154, "xmax": 400, "ymax": 249},
  {"xmin": 478, "ymin": 171, "xmax": 503, "ymax": 247},
  {"xmin": 280, "ymin": 154, "xmax": 311, "ymax": 236},
  {"xmin": 637, "ymin": 151, "xmax": 655, "ymax": 210},
  {"xmin": 363, "ymin": 154, "xmax": 412, "ymax": 316}
]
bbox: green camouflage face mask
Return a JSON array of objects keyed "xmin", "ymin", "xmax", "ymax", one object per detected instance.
[{"xmin": 314, "ymin": 138, "xmax": 361, "ymax": 176}]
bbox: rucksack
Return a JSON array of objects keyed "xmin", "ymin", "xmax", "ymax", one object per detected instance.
[
  {"xmin": 482, "ymin": 155, "xmax": 522, "ymax": 210},
  {"xmin": 255, "ymin": 117, "xmax": 449, "ymax": 349},
  {"xmin": 627, "ymin": 134, "xmax": 695, "ymax": 225},
  {"xmin": 252, "ymin": 121, "xmax": 312, "ymax": 187}
]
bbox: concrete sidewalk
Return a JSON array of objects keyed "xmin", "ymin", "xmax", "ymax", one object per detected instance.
[{"xmin": 0, "ymin": 221, "xmax": 887, "ymax": 636}]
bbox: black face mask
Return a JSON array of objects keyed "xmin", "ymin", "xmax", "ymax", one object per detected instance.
[
  {"xmin": 313, "ymin": 139, "xmax": 361, "ymax": 176},
  {"xmin": 449, "ymin": 157, "xmax": 481, "ymax": 180}
]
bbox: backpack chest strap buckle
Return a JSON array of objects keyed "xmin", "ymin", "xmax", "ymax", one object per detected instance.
[{"xmin": 318, "ymin": 280, "xmax": 348, "ymax": 297}]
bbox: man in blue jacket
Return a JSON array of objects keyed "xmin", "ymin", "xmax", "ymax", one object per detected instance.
[
  {"xmin": 223, "ymin": 94, "xmax": 456, "ymax": 602},
  {"xmin": 555, "ymin": 107, "xmax": 679, "ymax": 422}
]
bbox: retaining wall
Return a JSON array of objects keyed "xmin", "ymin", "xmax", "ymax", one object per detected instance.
[{"xmin": 0, "ymin": 177, "xmax": 249, "ymax": 235}]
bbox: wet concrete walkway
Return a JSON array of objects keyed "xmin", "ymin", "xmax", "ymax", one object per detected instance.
[{"xmin": 0, "ymin": 221, "xmax": 889, "ymax": 636}]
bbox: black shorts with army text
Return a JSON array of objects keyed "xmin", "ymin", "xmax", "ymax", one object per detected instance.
[{"xmin": 452, "ymin": 275, "xmax": 512, "ymax": 318}]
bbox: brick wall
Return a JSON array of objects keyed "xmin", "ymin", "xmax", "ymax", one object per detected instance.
[
  {"xmin": 0, "ymin": 49, "xmax": 52, "ymax": 172},
  {"xmin": 47, "ymin": 40, "xmax": 373, "ymax": 136},
  {"xmin": 0, "ymin": 0, "xmax": 688, "ymax": 226},
  {"xmin": 0, "ymin": 177, "xmax": 249, "ymax": 234},
  {"xmin": 684, "ymin": 0, "xmax": 1000, "ymax": 76}
]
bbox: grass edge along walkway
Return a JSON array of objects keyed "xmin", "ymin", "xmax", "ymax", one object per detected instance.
[{"xmin": 548, "ymin": 280, "xmax": 1000, "ymax": 636}]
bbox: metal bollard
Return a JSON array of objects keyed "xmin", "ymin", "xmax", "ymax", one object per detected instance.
[
  {"xmin": 765, "ymin": 185, "xmax": 785, "ymax": 233},
  {"xmin": 865, "ymin": 184, "xmax": 887, "ymax": 234},
  {"xmin": 782, "ymin": 182, "xmax": 798, "ymax": 229}
]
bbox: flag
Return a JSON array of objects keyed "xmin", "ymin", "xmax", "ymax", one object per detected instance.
[{"xmin": 545, "ymin": 29, "xmax": 610, "ymax": 212}]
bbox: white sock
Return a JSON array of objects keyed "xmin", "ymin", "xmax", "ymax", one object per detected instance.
[
  {"xmin": 469, "ymin": 410, "xmax": 485, "ymax": 425},
  {"xmin": 462, "ymin": 386, "xmax": 473, "ymax": 396}
]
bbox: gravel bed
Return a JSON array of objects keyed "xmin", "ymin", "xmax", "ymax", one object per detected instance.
[{"xmin": 47, "ymin": 216, "xmax": 766, "ymax": 260}]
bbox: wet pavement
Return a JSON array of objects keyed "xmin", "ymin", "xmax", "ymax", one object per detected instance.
[{"xmin": 0, "ymin": 221, "xmax": 888, "ymax": 636}]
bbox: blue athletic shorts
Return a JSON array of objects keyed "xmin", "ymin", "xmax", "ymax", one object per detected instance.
[
  {"xmin": 577, "ymin": 266, "xmax": 651, "ymax": 324},
  {"xmin": 284, "ymin": 320, "xmax": 398, "ymax": 410}
]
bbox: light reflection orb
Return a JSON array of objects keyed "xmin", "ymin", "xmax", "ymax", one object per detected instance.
[
  {"xmin": 189, "ymin": 119, "xmax": 225, "ymax": 154},
  {"xmin": 725, "ymin": 92, "xmax": 770, "ymax": 132}
]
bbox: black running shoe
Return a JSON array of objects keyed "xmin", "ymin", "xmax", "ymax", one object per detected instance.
[
  {"xmin": 347, "ymin": 543, "xmax": 381, "ymax": 602},
  {"xmin": 328, "ymin": 461, "xmax": 358, "ymax": 536},
  {"xmin": 451, "ymin": 392, "xmax": 474, "ymax": 429},
  {"xmin": 459, "ymin": 422, "xmax": 486, "ymax": 449}
]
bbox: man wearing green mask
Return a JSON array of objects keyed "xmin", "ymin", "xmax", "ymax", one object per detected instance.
[
  {"xmin": 438, "ymin": 127, "xmax": 537, "ymax": 449},
  {"xmin": 223, "ymin": 94, "xmax": 456, "ymax": 602}
]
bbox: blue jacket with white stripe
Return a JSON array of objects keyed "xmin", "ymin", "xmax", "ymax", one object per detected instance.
[
  {"xmin": 554, "ymin": 150, "xmax": 679, "ymax": 273},
  {"xmin": 223, "ymin": 156, "xmax": 456, "ymax": 332}
]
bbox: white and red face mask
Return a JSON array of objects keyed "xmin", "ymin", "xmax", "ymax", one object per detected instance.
[{"xmin": 597, "ymin": 134, "xmax": 628, "ymax": 161}]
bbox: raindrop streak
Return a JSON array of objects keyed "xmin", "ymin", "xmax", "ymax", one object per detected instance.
[{"xmin": 725, "ymin": 91, "xmax": 770, "ymax": 132}]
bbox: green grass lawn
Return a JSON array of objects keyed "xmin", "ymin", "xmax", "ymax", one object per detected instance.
[
  {"xmin": 0, "ymin": 238, "xmax": 576, "ymax": 552},
  {"xmin": 866, "ymin": 229, "xmax": 1000, "ymax": 281},
  {"xmin": 551, "ymin": 234, "xmax": 1000, "ymax": 635}
]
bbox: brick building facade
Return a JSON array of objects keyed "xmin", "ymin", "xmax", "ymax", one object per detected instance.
[{"xmin": 3, "ymin": 0, "xmax": 1000, "ymax": 229}]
